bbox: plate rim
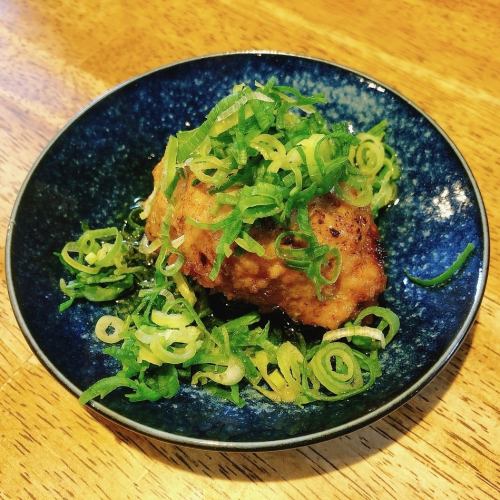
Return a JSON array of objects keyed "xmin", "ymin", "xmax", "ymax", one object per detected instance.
[{"xmin": 5, "ymin": 50, "xmax": 490, "ymax": 451}]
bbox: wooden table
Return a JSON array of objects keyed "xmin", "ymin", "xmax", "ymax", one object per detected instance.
[{"xmin": 1, "ymin": 1, "xmax": 498, "ymax": 498}]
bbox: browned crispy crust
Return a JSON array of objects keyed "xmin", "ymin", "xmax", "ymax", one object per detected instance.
[{"xmin": 145, "ymin": 164, "xmax": 386, "ymax": 330}]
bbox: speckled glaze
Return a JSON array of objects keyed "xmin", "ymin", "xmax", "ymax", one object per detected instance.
[{"xmin": 6, "ymin": 52, "xmax": 488, "ymax": 451}]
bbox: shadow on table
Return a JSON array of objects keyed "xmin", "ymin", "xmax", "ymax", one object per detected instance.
[{"xmin": 95, "ymin": 324, "xmax": 475, "ymax": 481}]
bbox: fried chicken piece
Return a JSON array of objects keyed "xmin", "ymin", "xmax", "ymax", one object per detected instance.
[{"xmin": 145, "ymin": 164, "xmax": 386, "ymax": 330}]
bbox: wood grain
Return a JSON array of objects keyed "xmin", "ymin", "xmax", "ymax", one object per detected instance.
[{"xmin": 1, "ymin": 0, "xmax": 499, "ymax": 498}]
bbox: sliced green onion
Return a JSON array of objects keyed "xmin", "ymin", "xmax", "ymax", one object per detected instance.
[
  {"xmin": 323, "ymin": 326, "xmax": 386, "ymax": 348},
  {"xmin": 79, "ymin": 376, "xmax": 138, "ymax": 404},
  {"xmin": 177, "ymin": 92, "xmax": 243, "ymax": 161},
  {"xmin": 156, "ymin": 247, "xmax": 184, "ymax": 277},
  {"xmin": 349, "ymin": 133, "xmax": 385, "ymax": 177},
  {"xmin": 172, "ymin": 272, "xmax": 197, "ymax": 305},
  {"xmin": 151, "ymin": 310, "xmax": 192, "ymax": 328},
  {"xmin": 192, "ymin": 355, "xmax": 245, "ymax": 386},
  {"xmin": 250, "ymin": 134, "xmax": 286, "ymax": 172},
  {"xmin": 150, "ymin": 327, "xmax": 201, "ymax": 364},
  {"xmin": 366, "ymin": 119, "xmax": 388, "ymax": 138},
  {"xmin": 405, "ymin": 243, "xmax": 475, "ymax": 287},
  {"xmin": 160, "ymin": 135, "xmax": 179, "ymax": 199},
  {"xmin": 336, "ymin": 176, "xmax": 373, "ymax": 207},
  {"xmin": 95, "ymin": 315, "xmax": 125, "ymax": 344},
  {"xmin": 298, "ymin": 134, "xmax": 325, "ymax": 185},
  {"xmin": 251, "ymin": 348, "xmax": 303, "ymax": 403},
  {"xmin": 309, "ymin": 342, "xmax": 362, "ymax": 394},
  {"xmin": 353, "ymin": 306, "xmax": 400, "ymax": 345},
  {"xmin": 139, "ymin": 236, "xmax": 162, "ymax": 255},
  {"xmin": 235, "ymin": 231, "xmax": 265, "ymax": 257}
]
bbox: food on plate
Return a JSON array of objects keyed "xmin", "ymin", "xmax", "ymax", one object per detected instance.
[
  {"xmin": 58, "ymin": 80, "xmax": 404, "ymax": 406},
  {"xmin": 145, "ymin": 168, "xmax": 386, "ymax": 330}
]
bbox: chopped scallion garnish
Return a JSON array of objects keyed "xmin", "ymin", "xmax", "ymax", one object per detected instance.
[
  {"xmin": 57, "ymin": 79, "xmax": 408, "ymax": 407},
  {"xmin": 405, "ymin": 243, "xmax": 475, "ymax": 287}
]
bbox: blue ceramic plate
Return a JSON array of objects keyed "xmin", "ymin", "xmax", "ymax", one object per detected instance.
[{"xmin": 6, "ymin": 52, "xmax": 488, "ymax": 451}]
